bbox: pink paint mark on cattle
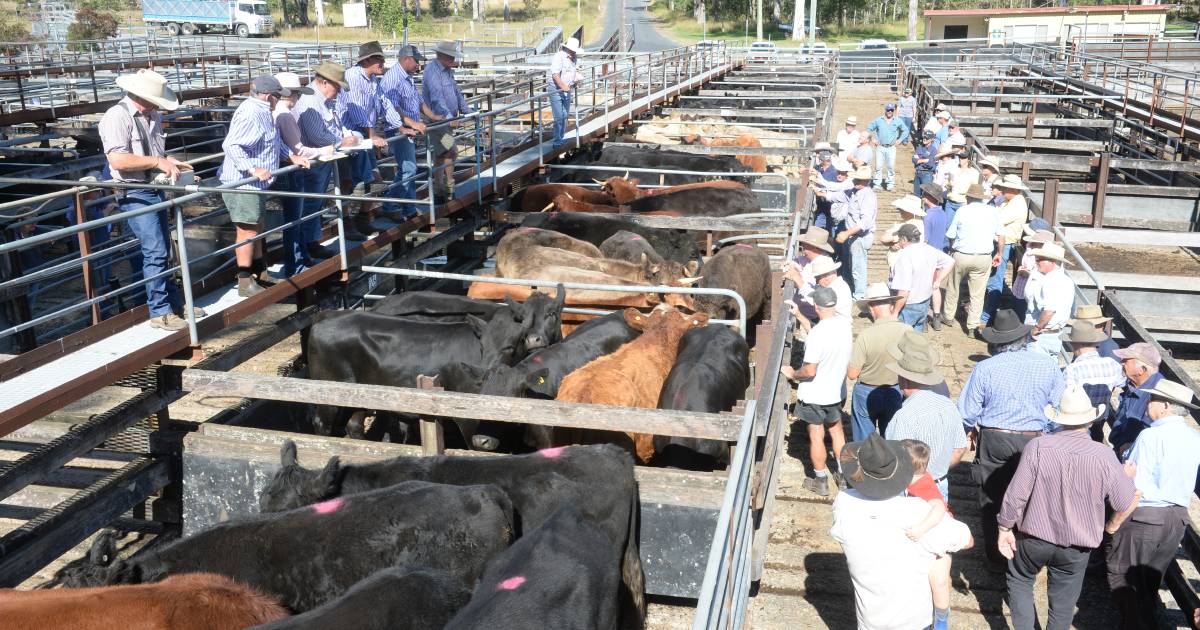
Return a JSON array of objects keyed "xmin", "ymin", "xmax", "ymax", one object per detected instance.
[
  {"xmin": 311, "ymin": 497, "xmax": 345, "ymax": 515},
  {"xmin": 497, "ymin": 576, "xmax": 526, "ymax": 591},
  {"xmin": 630, "ymin": 236, "xmax": 644, "ymax": 241},
  {"xmin": 530, "ymin": 354, "xmax": 544, "ymax": 364},
  {"xmin": 735, "ymin": 243, "xmax": 754, "ymax": 249},
  {"xmin": 538, "ymin": 446, "xmax": 566, "ymax": 459}
]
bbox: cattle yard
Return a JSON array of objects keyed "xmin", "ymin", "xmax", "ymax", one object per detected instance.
[{"xmin": 2, "ymin": 35, "xmax": 1200, "ymax": 630}]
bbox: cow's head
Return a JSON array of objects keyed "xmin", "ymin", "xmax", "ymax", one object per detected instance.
[
  {"xmin": 474, "ymin": 305, "xmax": 532, "ymax": 367},
  {"xmin": 258, "ymin": 440, "xmax": 344, "ymax": 513},
  {"xmin": 622, "ymin": 305, "xmax": 708, "ymax": 334},
  {"xmin": 521, "ymin": 287, "xmax": 566, "ymax": 351},
  {"xmin": 46, "ymin": 531, "xmax": 122, "ymax": 588},
  {"xmin": 600, "ymin": 176, "xmax": 642, "ymax": 204},
  {"xmin": 640, "ymin": 254, "xmax": 702, "ymax": 287}
]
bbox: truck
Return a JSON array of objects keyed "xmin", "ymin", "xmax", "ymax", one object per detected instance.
[{"xmin": 142, "ymin": 0, "xmax": 275, "ymax": 37}]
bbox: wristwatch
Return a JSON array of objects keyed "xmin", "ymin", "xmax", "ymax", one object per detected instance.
[{"xmin": 997, "ymin": 525, "xmax": 1012, "ymax": 533}]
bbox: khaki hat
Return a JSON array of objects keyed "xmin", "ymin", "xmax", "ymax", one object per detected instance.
[
  {"xmin": 797, "ymin": 226, "xmax": 835, "ymax": 255},
  {"xmin": 1033, "ymin": 242, "xmax": 1069, "ymax": 264},
  {"xmin": 964, "ymin": 182, "xmax": 987, "ymax": 200},
  {"xmin": 1074, "ymin": 303, "xmax": 1113, "ymax": 324},
  {"xmin": 978, "ymin": 156, "xmax": 1000, "ymax": 172},
  {"xmin": 434, "ymin": 40, "xmax": 462, "ymax": 59},
  {"xmin": 809, "ymin": 256, "xmax": 841, "ymax": 277},
  {"xmin": 1063, "ymin": 321, "xmax": 1109, "ymax": 346},
  {"xmin": 1045, "ymin": 384, "xmax": 1107, "ymax": 426},
  {"xmin": 357, "ymin": 40, "xmax": 386, "ymax": 63},
  {"xmin": 1023, "ymin": 229, "xmax": 1055, "ymax": 244},
  {"xmin": 934, "ymin": 143, "xmax": 959, "ymax": 160},
  {"xmin": 887, "ymin": 345, "xmax": 946, "ymax": 387},
  {"xmin": 887, "ymin": 329, "xmax": 940, "ymax": 364},
  {"xmin": 855, "ymin": 282, "xmax": 902, "ymax": 312},
  {"xmin": 1144, "ymin": 379, "xmax": 1199, "ymax": 410},
  {"xmin": 892, "ymin": 195, "xmax": 925, "ymax": 217},
  {"xmin": 115, "ymin": 69, "xmax": 180, "ymax": 111},
  {"xmin": 851, "ymin": 165, "xmax": 872, "ymax": 181},
  {"xmin": 1113, "ymin": 342, "xmax": 1162, "ymax": 369},
  {"xmin": 845, "ymin": 116, "xmax": 858, "ymax": 126},
  {"xmin": 313, "ymin": 61, "xmax": 350, "ymax": 90},
  {"xmin": 994, "ymin": 174, "xmax": 1029, "ymax": 191},
  {"xmin": 813, "ymin": 141, "xmax": 833, "ymax": 152}
]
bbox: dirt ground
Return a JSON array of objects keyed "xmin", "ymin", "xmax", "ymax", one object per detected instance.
[{"xmin": 1075, "ymin": 243, "xmax": 1200, "ymax": 276}]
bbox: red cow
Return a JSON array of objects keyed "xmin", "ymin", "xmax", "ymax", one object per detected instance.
[
  {"xmin": 600, "ymin": 177, "xmax": 748, "ymax": 205},
  {"xmin": 551, "ymin": 193, "xmax": 630, "ymax": 214},
  {"xmin": 511, "ymin": 184, "xmax": 616, "ymax": 212},
  {"xmin": 683, "ymin": 133, "xmax": 769, "ymax": 172}
]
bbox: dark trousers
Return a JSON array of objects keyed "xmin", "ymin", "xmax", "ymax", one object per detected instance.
[
  {"xmin": 1106, "ymin": 505, "xmax": 1189, "ymax": 630},
  {"xmin": 975, "ymin": 428, "xmax": 1036, "ymax": 564},
  {"xmin": 1007, "ymin": 533, "xmax": 1091, "ymax": 630}
]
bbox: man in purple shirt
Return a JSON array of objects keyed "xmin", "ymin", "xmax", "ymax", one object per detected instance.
[
  {"xmin": 423, "ymin": 41, "xmax": 473, "ymax": 202},
  {"xmin": 380, "ymin": 45, "xmax": 431, "ymax": 220},
  {"xmin": 998, "ymin": 384, "xmax": 1138, "ymax": 630}
]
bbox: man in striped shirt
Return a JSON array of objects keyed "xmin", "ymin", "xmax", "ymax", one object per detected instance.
[
  {"xmin": 219, "ymin": 75, "xmax": 311, "ymax": 297},
  {"xmin": 998, "ymin": 384, "xmax": 1138, "ymax": 630},
  {"xmin": 380, "ymin": 45, "xmax": 432, "ymax": 220},
  {"xmin": 1062, "ymin": 323, "xmax": 1125, "ymax": 441},
  {"xmin": 294, "ymin": 62, "xmax": 357, "ymax": 252},
  {"xmin": 423, "ymin": 41, "xmax": 473, "ymax": 201}
]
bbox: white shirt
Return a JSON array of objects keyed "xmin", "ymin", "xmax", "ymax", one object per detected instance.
[
  {"xmin": 890, "ymin": 242, "xmax": 954, "ymax": 305},
  {"xmin": 1026, "ymin": 265, "xmax": 1075, "ymax": 330},
  {"xmin": 837, "ymin": 128, "xmax": 861, "ymax": 155},
  {"xmin": 830, "ymin": 489, "xmax": 935, "ymax": 630},
  {"xmin": 798, "ymin": 314, "xmax": 852, "ymax": 405}
]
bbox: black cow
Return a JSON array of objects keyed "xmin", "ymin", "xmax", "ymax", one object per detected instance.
[
  {"xmin": 307, "ymin": 308, "xmax": 532, "ymax": 438},
  {"xmin": 445, "ymin": 505, "xmax": 620, "ymax": 630},
  {"xmin": 371, "ymin": 291, "xmax": 565, "ymax": 355},
  {"xmin": 627, "ymin": 186, "xmax": 760, "ymax": 217},
  {"xmin": 259, "ymin": 442, "xmax": 645, "ymax": 629},
  {"xmin": 691, "ymin": 244, "xmax": 773, "ymax": 322},
  {"xmin": 574, "ymin": 145, "xmax": 746, "ymax": 185},
  {"xmin": 600, "ymin": 230, "xmax": 667, "ymax": 267},
  {"xmin": 58, "ymin": 482, "xmax": 513, "ymax": 614},
  {"xmin": 653, "ymin": 326, "xmax": 750, "ymax": 470},
  {"xmin": 520, "ymin": 212, "xmax": 701, "ymax": 265},
  {"xmin": 249, "ymin": 567, "xmax": 470, "ymax": 630},
  {"xmin": 439, "ymin": 311, "xmax": 642, "ymax": 451}
]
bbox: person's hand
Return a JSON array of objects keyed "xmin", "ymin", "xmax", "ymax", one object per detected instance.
[
  {"xmin": 780, "ymin": 365, "xmax": 796, "ymax": 381},
  {"xmin": 836, "ymin": 232, "xmax": 849, "ymax": 244},
  {"xmin": 1017, "ymin": 266, "xmax": 1029, "ymax": 276},
  {"xmin": 289, "ymin": 154, "xmax": 311, "ymax": 170},
  {"xmin": 371, "ymin": 135, "xmax": 387, "ymax": 148},
  {"xmin": 166, "ymin": 156, "xmax": 193, "ymax": 172},
  {"xmin": 156, "ymin": 156, "xmax": 181, "ymax": 180},
  {"xmin": 1124, "ymin": 460, "xmax": 1137, "ymax": 479},
  {"xmin": 251, "ymin": 167, "xmax": 272, "ymax": 182},
  {"xmin": 410, "ymin": 121, "xmax": 427, "ymax": 134},
  {"xmin": 788, "ymin": 302, "xmax": 802, "ymax": 319},
  {"xmin": 340, "ymin": 133, "xmax": 358, "ymax": 147},
  {"xmin": 997, "ymin": 529, "xmax": 1017, "ymax": 560},
  {"xmin": 991, "ymin": 253, "xmax": 1002, "ymax": 268},
  {"xmin": 905, "ymin": 527, "xmax": 927, "ymax": 542}
]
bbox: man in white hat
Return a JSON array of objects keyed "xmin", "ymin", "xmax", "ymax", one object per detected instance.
[
  {"xmin": 99, "ymin": 69, "xmax": 197, "ymax": 330},
  {"xmin": 890, "ymin": 223, "xmax": 954, "ymax": 332},
  {"xmin": 793, "ymin": 255, "xmax": 852, "ymax": 321},
  {"xmin": 998, "ymin": 384, "xmax": 1138, "ymax": 630},
  {"xmin": 928, "ymin": 109, "xmax": 951, "ymax": 145},
  {"xmin": 1108, "ymin": 379, "xmax": 1200, "ymax": 630},
  {"xmin": 836, "ymin": 116, "xmax": 860, "ymax": 160},
  {"xmin": 423, "ymin": 40, "xmax": 473, "ymax": 202},
  {"xmin": 1024, "ymin": 242, "xmax": 1075, "ymax": 357},
  {"xmin": 818, "ymin": 166, "xmax": 877, "ymax": 300},
  {"xmin": 846, "ymin": 283, "xmax": 910, "ymax": 442},
  {"xmin": 982, "ymin": 174, "xmax": 1030, "ymax": 327},
  {"xmin": 1011, "ymin": 221, "xmax": 1053, "ymax": 320},
  {"xmin": 782, "ymin": 227, "xmax": 835, "ymax": 291},
  {"xmin": 879, "ymin": 194, "xmax": 925, "ymax": 268},
  {"xmin": 380, "ymin": 44, "xmax": 433, "ymax": 221},
  {"xmin": 978, "ymin": 156, "xmax": 1001, "ymax": 201},
  {"xmin": 548, "ymin": 36, "xmax": 582, "ymax": 146}
]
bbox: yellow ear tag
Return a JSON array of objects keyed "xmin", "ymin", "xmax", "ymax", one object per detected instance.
[
  {"xmin": 538, "ymin": 376, "xmax": 545, "ymax": 384},
  {"xmin": 635, "ymin": 316, "xmax": 641, "ymax": 321}
]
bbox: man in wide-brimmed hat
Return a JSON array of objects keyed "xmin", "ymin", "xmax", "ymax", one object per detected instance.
[
  {"xmin": 836, "ymin": 115, "xmax": 860, "ymax": 159},
  {"xmin": 99, "ymin": 68, "xmax": 199, "ymax": 330},
  {"xmin": 1110, "ymin": 342, "xmax": 1164, "ymax": 455},
  {"xmin": 1024, "ymin": 242, "xmax": 1075, "ymax": 357},
  {"xmin": 959, "ymin": 307, "xmax": 1066, "ymax": 567},
  {"xmin": 890, "ymin": 223, "xmax": 954, "ymax": 332},
  {"xmin": 879, "ymin": 194, "xmax": 925, "ymax": 268},
  {"xmin": 1108, "ymin": 378, "xmax": 1200, "ymax": 630},
  {"xmin": 423, "ymin": 41, "xmax": 473, "ymax": 202},
  {"xmin": 846, "ymin": 283, "xmax": 909, "ymax": 443},
  {"xmin": 1010, "ymin": 218, "xmax": 1053, "ymax": 319},
  {"xmin": 942, "ymin": 181, "xmax": 1004, "ymax": 337},
  {"xmin": 982, "ymin": 173, "xmax": 1031, "ymax": 327},
  {"xmin": 548, "ymin": 36, "xmax": 583, "ymax": 146},
  {"xmin": 999, "ymin": 384, "xmax": 1137, "ymax": 630},
  {"xmin": 885, "ymin": 343, "xmax": 965, "ymax": 501},
  {"xmin": 793, "ymin": 254, "xmax": 852, "ymax": 321},
  {"xmin": 1074, "ymin": 302, "xmax": 1119, "ymax": 359},
  {"xmin": 380, "ymin": 44, "xmax": 433, "ymax": 221},
  {"xmin": 1063, "ymin": 321, "xmax": 1125, "ymax": 441},
  {"xmin": 978, "ymin": 155, "xmax": 1001, "ymax": 199},
  {"xmin": 293, "ymin": 61, "xmax": 357, "ymax": 261},
  {"xmin": 817, "ymin": 165, "xmax": 877, "ymax": 300},
  {"xmin": 782, "ymin": 226, "xmax": 835, "ymax": 290}
]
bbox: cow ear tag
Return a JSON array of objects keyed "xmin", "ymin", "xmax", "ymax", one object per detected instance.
[{"xmin": 538, "ymin": 376, "xmax": 546, "ymax": 384}]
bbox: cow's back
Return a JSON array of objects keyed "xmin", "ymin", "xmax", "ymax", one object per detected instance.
[
  {"xmin": 370, "ymin": 292, "xmax": 500, "ymax": 319},
  {"xmin": 696, "ymin": 245, "xmax": 773, "ymax": 320},
  {"xmin": 628, "ymin": 187, "xmax": 759, "ymax": 217}
]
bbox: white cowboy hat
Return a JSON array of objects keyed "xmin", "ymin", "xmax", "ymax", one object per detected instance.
[
  {"xmin": 832, "ymin": 157, "xmax": 853, "ymax": 172},
  {"xmin": 994, "ymin": 173, "xmax": 1029, "ymax": 191},
  {"xmin": 813, "ymin": 141, "xmax": 833, "ymax": 152},
  {"xmin": 562, "ymin": 37, "xmax": 583, "ymax": 54},
  {"xmin": 1144, "ymin": 379, "xmax": 1199, "ymax": 410},
  {"xmin": 434, "ymin": 40, "xmax": 461, "ymax": 59},
  {"xmin": 978, "ymin": 156, "xmax": 1000, "ymax": 172},
  {"xmin": 935, "ymin": 110, "xmax": 951, "ymax": 120},
  {"xmin": 850, "ymin": 165, "xmax": 872, "ymax": 180},
  {"xmin": 809, "ymin": 255, "xmax": 841, "ymax": 277},
  {"xmin": 855, "ymin": 282, "xmax": 902, "ymax": 312},
  {"xmin": 115, "ymin": 69, "xmax": 179, "ymax": 111},
  {"xmin": 273, "ymin": 72, "xmax": 314, "ymax": 95},
  {"xmin": 845, "ymin": 116, "xmax": 858, "ymax": 126},
  {"xmin": 1045, "ymin": 384, "xmax": 1106, "ymax": 426},
  {"xmin": 1033, "ymin": 242, "xmax": 1070, "ymax": 264},
  {"xmin": 892, "ymin": 195, "xmax": 925, "ymax": 217}
]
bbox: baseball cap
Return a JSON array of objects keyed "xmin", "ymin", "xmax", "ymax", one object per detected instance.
[
  {"xmin": 1113, "ymin": 342, "xmax": 1162, "ymax": 369},
  {"xmin": 812, "ymin": 286, "xmax": 838, "ymax": 308},
  {"xmin": 398, "ymin": 44, "xmax": 426, "ymax": 61},
  {"xmin": 922, "ymin": 130, "xmax": 934, "ymax": 139},
  {"xmin": 884, "ymin": 103, "xmax": 896, "ymax": 111},
  {"xmin": 252, "ymin": 75, "xmax": 290, "ymax": 97},
  {"xmin": 936, "ymin": 110, "xmax": 950, "ymax": 120}
]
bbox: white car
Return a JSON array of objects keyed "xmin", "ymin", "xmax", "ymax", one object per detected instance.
[
  {"xmin": 748, "ymin": 41, "xmax": 778, "ymax": 63},
  {"xmin": 858, "ymin": 38, "xmax": 893, "ymax": 50}
]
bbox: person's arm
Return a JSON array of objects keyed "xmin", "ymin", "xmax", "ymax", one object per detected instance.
[
  {"xmin": 420, "ymin": 102, "xmax": 443, "ymax": 121},
  {"xmin": 898, "ymin": 119, "xmax": 910, "ymax": 145},
  {"xmin": 933, "ymin": 254, "xmax": 955, "ymax": 288},
  {"xmin": 956, "ymin": 368, "xmax": 983, "ymax": 428},
  {"xmin": 847, "ymin": 336, "xmax": 864, "ymax": 382},
  {"xmin": 222, "ymin": 113, "xmax": 266, "ymax": 179},
  {"xmin": 380, "ymin": 98, "xmax": 411, "ymax": 137},
  {"xmin": 907, "ymin": 499, "xmax": 947, "ymax": 541},
  {"xmin": 992, "ymin": 235, "xmax": 1006, "ymax": 268},
  {"xmin": 1107, "ymin": 491, "xmax": 1141, "ymax": 534},
  {"xmin": 893, "ymin": 288, "xmax": 909, "ymax": 312},
  {"xmin": 278, "ymin": 112, "xmax": 327, "ymax": 159},
  {"xmin": 949, "ymin": 446, "xmax": 968, "ymax": 468},
  {"xmin": 797, "ymin": 361, "xmax": 818, "ymax": 382}
]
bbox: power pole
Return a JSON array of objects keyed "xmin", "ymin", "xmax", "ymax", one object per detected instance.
[
  {"xmin": 756, "ymin": 0, "xmax": 763, "ymax": 40},
  {"xmin": 808, "ymin": 0, "xmax": 817, "ymax": 45}
]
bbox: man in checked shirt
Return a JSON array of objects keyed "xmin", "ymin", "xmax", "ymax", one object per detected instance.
[{"xmin": 381, "ymin": 45, "xmax": 434, "ymax": 220}]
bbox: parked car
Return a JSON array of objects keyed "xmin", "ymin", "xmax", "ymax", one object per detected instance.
[
  {"xmin": 747, "ymin": 41, "xmax": 779, "ymax": 62},
  {"xmin": 857, "ymin": 38, "xmax": 893, "ymax": 50}
]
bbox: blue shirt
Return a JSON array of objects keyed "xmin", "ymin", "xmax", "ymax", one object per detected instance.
[
  {"xmin": 219, "ymin": 97, "xmax": 284, "ymax": 190},
  {"xmin": 913, "ymin": 142, "xmax": 937, "ymax": 173},
  {"xmin": 922, "ymin": 205, "xmax": 950, "ymax": 251},
  {"xmin": 423, "ymin": 60, "xmax": 472, "ymax": 119},
  {"xmin": 1128, "ymin": 415, "xmax": 1200, "ymax": 508},
  {"xmin": 958, "ymin": 349, "xmax": 1066, "ymax": 432},
  {"xmin": 935, "ymin": 125, "xmax": 950, "ymax": 147},
  {"xmin": 827, "ymin": 186, "xmax": 876, "ymax": 237},
  {"xmin": 380, "ymin": 63, "xmax": 422, "ymax": 124},
  {"xmin": 293, "ymin": 91, "xmax": 344, "ymax": 148},
  {"xmin": 1111, "ymin": 372, "xmax": 1163, "ymax": 452},
  {"xmin": 886, "ymin": 390, "xmax": 969, "ymax": 481},
  {"xmin": 1097, "ymin": 336, "xmax": 1120, "ymax": 361},
  {"xmin": 945, "ymin": 201, "xmax": 1001, "ymax": 255},
  {"xmin": 897, "ymin": 95, "xmax": 917, "ymax": 118},
  {"xmin": 336, "ymin": 66, "xmax": 405, "ymax": 133},
  {"xmin": 867, "ymin": 114, "xmax": 909, "ymax": 146}
]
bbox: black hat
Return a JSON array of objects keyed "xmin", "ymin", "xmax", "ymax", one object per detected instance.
[
  {"xmin": 357, "ymin": 41, "xmax": 386, "ymax": 63},
  {"xmin": 980, "ymin": 309, "xmax": 1034, "ymax": 344},
  {"xmin": 920, "ymin": 182, "xmax": 944, "ymax": 201},
  {"xmin": 839, "ymin": 433, "xmax": 914, "ymax": 500}
]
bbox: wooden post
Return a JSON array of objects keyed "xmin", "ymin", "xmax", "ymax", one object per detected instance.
[
  {"xmin": 1092, "ymin": 152, "xmax": 1110, "ymax": 229},
  {"xmin": 1042, "ymin": 178, "xmax": 1059, "ymax": 226},
  {"xmin": 416, "ymin": 375, "xmax": 445, "ymax": 456},
  {"xmin": 73, "ymin": 191, "xmax": 100, "ymax": 325}
]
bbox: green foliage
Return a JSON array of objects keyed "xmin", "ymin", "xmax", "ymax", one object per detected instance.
[
  {"xmin": 521, "ymin": 0, "xmax": 540, "ymax": 15},
  {"xmin": 0, "ymin": 17, "xmax": 32, "ymax": 55},
  {"xmin": 368, "ymin": 0, "xmax": 407, "ymax": 30},
  {"xmin": 78, "ymin": 0, "xmax": 134, "ymax": 12},
  {"xmin": 67, "ymin": 8, "xmax": 120, "ymax": 49}
]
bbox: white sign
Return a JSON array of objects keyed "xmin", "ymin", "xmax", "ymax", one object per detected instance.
[{"xmin": 343, "ymin": 2, "xmax": 367, "ymax": 28}]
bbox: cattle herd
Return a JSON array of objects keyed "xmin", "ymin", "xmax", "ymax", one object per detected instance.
[{"xmin": 1, "ymin": 141, "xmax": 777, "ymax": 629}]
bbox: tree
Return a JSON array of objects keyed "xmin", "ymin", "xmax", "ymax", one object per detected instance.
[
  {"xmin": 0, "ymin": 17, "xmax": 32, "ymax": 56},
  {"xmin": 907, "ymin": 0, "xmax": 917, "ymax": 40},
  {"xmin": 67, "ymin": 8, "xmax": 118, "ymax": 50},
  {"xmin": 791, "ymin": 0, "xmax": 804, "ymax": 40}
]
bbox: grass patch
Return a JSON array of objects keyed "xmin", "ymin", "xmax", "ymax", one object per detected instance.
[{"xmin": 647, "ymin": 3, "xmax": 922, "ymax": 47}]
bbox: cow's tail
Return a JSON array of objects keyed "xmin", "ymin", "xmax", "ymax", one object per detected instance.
[{"xmin": 621, "ymin": 478, "xmax": 647, "ymax": 630}]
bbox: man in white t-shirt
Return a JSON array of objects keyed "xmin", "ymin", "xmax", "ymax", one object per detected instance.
[{"xmin": 784, "ymin": 286, "xmax": 852, "ymax": 496}]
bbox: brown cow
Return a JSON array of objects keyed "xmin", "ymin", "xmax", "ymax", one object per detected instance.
[
  {"xmin": 556, "ymin": 306, "xmax": 709, "ymax": 463},
  {"xmin": 683, "ymin": 133, "xmax": 768, "ymax": 172},
  {"xmin": 550, "ymin": 193, "xmax": 631, "ymax": 215},
  {"xmin": 0, "ymin": 573, "xmax": 288, "ymax": 630},
  {"xmin": 600, "ymin": 177, "xmax": 748, "ymax": 205},
  {"xmin": 510, "ymin": 183, "xmax": 616, "ymax": 213}
]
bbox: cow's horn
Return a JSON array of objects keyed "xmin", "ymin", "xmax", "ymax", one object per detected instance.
[
  {"xmin": 677, "ymin": 276, "xmax": 704, "ymax": 285},
  {"xmin": 592, "ymin": 178, "xmax": 606, "ymax": 185},
  {"xmin": 540, "ymin": 201, "xmax": 556, "ymax": 212},
  {"xmin": 623, "ymin": 171, "xmax": 630, "ymax": 181}
]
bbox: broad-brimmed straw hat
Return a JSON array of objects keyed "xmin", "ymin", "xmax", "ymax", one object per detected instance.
[
  {"xmin": 434, "ymin": 40, "xmax": 462, "ymax": 59},
  {"xmin": 886, "ymin": 345, "xmax": 945, "ymax": 387},
  {"xmin": 796, "ymin": 227, "xmax": 835, "ymax": 255},
  {"xmin": 1074, "ymin": 304, "xmax": 1112, "ymax": 325},
  {"xmin": 845, "ymin": 116, "xmax": 858, "ymax": 126},
  {"xmin": 813, "ymin": 141, "xmax": 833, "ymax": 152},
  {"xmin": 1045, "ymin": 384, "xmax": 1107, "ymax": 426},
  {"xmin": 313, "ymin": 61, "xmax": 350, "ymax": 90},
  {"xmin": 892, "ymin": 194, "xmax": 925, "ymax": 217},
  {"xmin": 1033, "ymin": 242, "xmax": 1070, "ymax": 265},
  {"xmin": 562, "ymin": 37, "xmax": 583, "ymax": 54},
  {"xmin": 851, "ymin": 165, "xmax": 872, "ymax": 181},
  {"xmin": 855, "ymin": 282, "xmax": 902, "ymax": 312},
  {"xmin": 809, "ymin": 256, "xmax": 841, "ymax": 277},
  {"xmin": 978, "ymin": 156, "xmax": 1000, "ymax": 172},
  {"xmin": 994, "ymin": 174, "xmax": 1029, "ymax": 192},
  {"xmin": 980, "ymin": 309, "xmax": 1033, "ymax": 344},
  {"xmin": 1023, "ymin": 229, "xmax": 1055, "ymax": 244},
  {"xmin": 1144, "ymin": 379, "xmax": 1199, "ymax": 410},
  {"xmin": 839, "ymin": 433, "xmax": 914, "ymax": 500},
  {"xmin": 116, "ymin": 69, "xmax": 179, "ymax": 111},
  {"xmin": 1063, "ymin": 321, "xmax": 1108, "ymax": 346}
]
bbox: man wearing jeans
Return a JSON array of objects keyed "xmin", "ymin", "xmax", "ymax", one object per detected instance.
[
  {"xmin": 820, "ymin": 166, "xmax": 876, "ymax": 300},
  {"xmin": 548, "ymin": 36, "xmax": 581, "ymax": 146},
  {"xmin": 897, "ymin": 87, "xmax": 917, "ymax": 139},
  {"xmin": 294, "ymin": 62, "xmax": 357, "ymax": 261},
  {"xmin": 380, "ymin": 45, "xmax": 431, "ymax": 220},
  {"xmin": 98, "ymin": 69, "xmax": 200, "ymax": 331},
  {"xmin": 890, "ymin": 224, "xmax": 954, "ymax": 332},
  {"xmin": 983, "ymin": 174, "xmax": 1030, "ymax": 325},
  {"xmin": 867, "ymin": 103, "xmax": 909, "ymax": 191},
  {"xmin": 847, "ymin": 283, "xmax": 909, "ymax": 441}
]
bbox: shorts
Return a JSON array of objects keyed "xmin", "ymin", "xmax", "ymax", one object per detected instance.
[
  {"xmin": 795, "ymin": 400, "xmax": 844, "ymax": 425},
  {"xmin": 428, "ymin": 126, "xmax": 457, "ymax": 157},
  {"xmin": 222, "ymin": 191, "xmax": 266, "ymax": 225}
]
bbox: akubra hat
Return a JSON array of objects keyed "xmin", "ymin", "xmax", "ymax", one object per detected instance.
[
  {"xmin": 312, "ymin": 61, "xmax": 349, "ymax": 90},
  {"xmin": 809, "ymin": 255, "xmax": 841, "ymax": 277},
  {"xmin": 1045, "ymin": 384, "xmax": 1107, "ymax": 426},
  {"xmin": 854, "ymin": 282, "xmax": 902, "ymax": 312},
  {"xmin": 886, "ymin": 345, "xmax": 945, "ymax": 387},
  {"xmin": 357, "ymin": 40, "xmax": 386, "ymax": 63},
  {"xmin": 796, "ymin": 226, "xmax": 835, "ymax": 255},
  {"xmin": 851, "ymin": 165, "xmax": 873, "ymax": 181},
  {"xmin": 892, "ymin": 194, "xmax": 925, "ymax": 217},
  {"xmin": 1063, "ymin": 321, "xmax": 1108, "ymax": 346},
  {"xmin": 964, "ymin": 182, "xmax": 987, "ymax": 200},
  {"xmin": 920, "ymin": 182, "xmax": 944, "ymax": 201},
  {"xmin": 1144, "ymin": 379, "xmax": 1199, "ymax": 410},
  {"xmin": 978, "ymin": 156, "xmax": 1000, "ymax": 172},
  {"xmin": 1033, "ymin": 242, "xmax": 1070, "ymax": 264},
  {"xmin": 1074, "ymin": 303, "xmax": 1112, "ymax": 325},
  {"xmin": 839, "ymin": 433, "xmax": 914, "ymax": 500},
  {"xmin": 434, "ymin": 40, "xmax": 462, "ymax": 59},
  {"xmin": 562, "ymin": 37, "xmax": 583, "ymax": 54},
  {"xmin": 980, "ymin": 309, "xmax": 1033, "ymax": 344},
  {"xmin": 1023, "ymin": 229, "xmax": 1054, "ymax": 244},
  {"xmin": 845, "ymin": 116, "xmax": 858, "ymax": 126},
  {"xmin": 887, "ymin": 329, "xmax": 940, "ymax": 364},
  {"xmin": 116, "ymin": 69, "xmax": 179, "ymax": 111},
  {"xmin": 994, "ymin": 173, "xmax": 1029, "ymax": 192}
]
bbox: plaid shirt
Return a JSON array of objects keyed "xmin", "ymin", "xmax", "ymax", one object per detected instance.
[
  {"xmin": 219, "ymin": 97, "xmax": 285, "ymax": 190},
  {"xmin": 422, "ymin": 60, "xmax": 472, "ymax": 119},
  {"xmin": 336, "ymin": 65, "xmax": 405, "ymax": 133},
  {"xmin": 293, "ymin": 91, "xmax": 344, "ymax": 149},
  {"xmin": 380, "ymin": 63, "xmax": 422, "ymax": 125},
  {"xmin": 886, "ymin": 390, "xmax": 969, "ymax": 481},
  {"xmin": 959, "ymin": 349, "xmax": 1066, "ymax": 432}
]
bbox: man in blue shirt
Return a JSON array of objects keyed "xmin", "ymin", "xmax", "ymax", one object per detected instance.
[
  {"xmin": 912, "ymin": 130, "xmax": 937, "ymax": 195},
  {"xmin": 958, "ymin": 308, "xmax": 1065, "ymax": 567},
  {"xmin": 1110, "ymin": 342, "xmax": 1164, "ymax": 456},
  {"xmin": 423, "ymin": 41, "xmax": 473, "ymax": 202},
  {"xmin": 896, "ymin": 87, "xmax": 917, "ymax": 140},
  {"xmin": 866, "ymin": 103, "xmax": 909, "ymax": 191},
  {"xmin": 1107, "ymin": 379, "xmax": 1200, "ymax": 630},
  {"xmin": 294, "ymin": 61, "xmax": 356, "ymax": 257},
  {"xmin": 380, "ymin": 45, "xmax": 431, "ymax": 220}
]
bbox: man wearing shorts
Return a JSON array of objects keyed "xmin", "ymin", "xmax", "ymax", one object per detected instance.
[{"xmin": 784, "ymin": 285, "xmax": 853, "ymax": 497}]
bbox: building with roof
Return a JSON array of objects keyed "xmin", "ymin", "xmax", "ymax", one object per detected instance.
[{"xmin": 923, "ymin": 4, "xmax": 1176, "ymax": 47}]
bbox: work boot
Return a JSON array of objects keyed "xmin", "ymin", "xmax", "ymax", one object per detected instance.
[
  {"xmin": 928, "ymin": 313, "xmax": 943, "ymax": 331},
  {"xmin": 238, "ymin": 275, "xmax": 265, "ymax": 298},
  {"xmin": 177, "ymin": 305, "xmax": 207, "ymax": 319},
  {"xmin": 148, "ymin": 313, "xmax": 188, "ymax": 331},
  {"xmin": 353, "ymin": 214, "xmax": 378, "ymax": 238},
  {"xmin": 308, "ymin": 243, "xmax": 338, "ymax": 259},
  {"xmin": 802, "ymin": 476, "xmax": 829, "ymax": 497}
]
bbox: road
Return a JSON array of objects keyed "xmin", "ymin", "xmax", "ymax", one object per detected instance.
[{"xmin": 596, "ymin": 0, "xmax": 678, "ymax": 51}]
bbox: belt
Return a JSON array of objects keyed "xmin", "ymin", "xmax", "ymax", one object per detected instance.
[
  {"xmin": 981, "ymin": 426, "xmax": 1041, "ymax": 436},
  {"xmin": 954, "ymin": 251, "xmax": 993, "ymax": 256}
]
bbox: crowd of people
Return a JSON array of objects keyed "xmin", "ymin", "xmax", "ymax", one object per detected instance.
[{"xmin": 795, "ymin": 95, "xmax": 1200, "ymax": 630}]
